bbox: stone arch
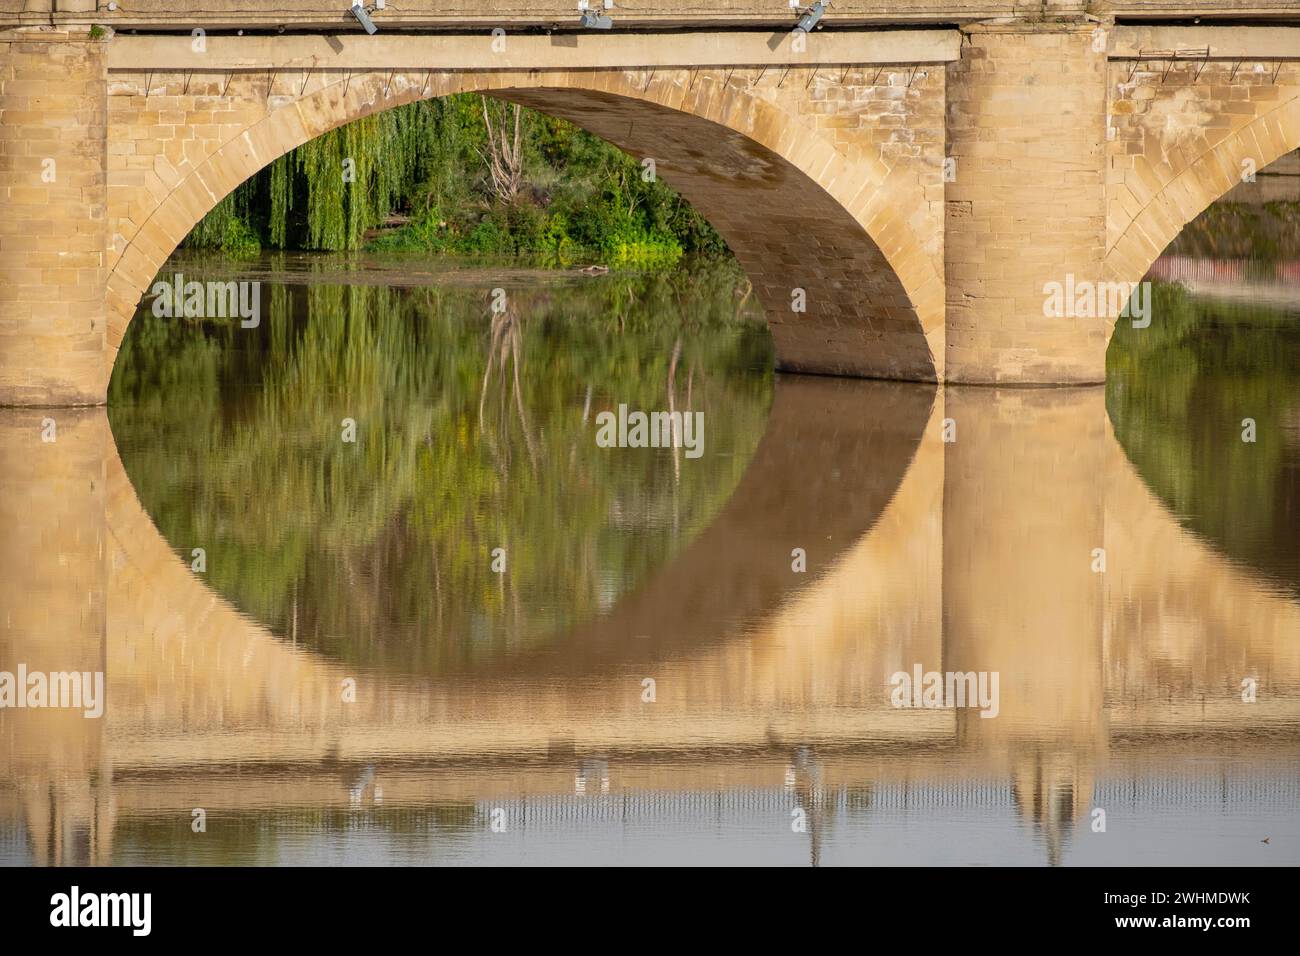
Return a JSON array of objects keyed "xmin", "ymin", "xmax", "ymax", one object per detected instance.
[
  {"xmin": 1104, "ymin": 82, "xmax": 1300, "ymax": 344},
  {"xmin": 103, "ymin": 67, "xmax": 945, "ymax": 392}
]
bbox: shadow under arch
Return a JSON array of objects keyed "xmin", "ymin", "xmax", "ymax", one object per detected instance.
[
  {"xmin": 468, "ymin": 375, "xmax": 936, "ymax": 677},
  {"xmin": 103, "ymin": 68, "xmax": 943, "ymax": 386}
]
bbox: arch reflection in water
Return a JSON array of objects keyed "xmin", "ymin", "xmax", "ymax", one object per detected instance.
[
  {"xmin": 1108, "ymin": 283, "xmax": 1300, "ymax": 598},
  {"xmin": 107, "ymin": 261, "xmax": 776, "ymax": 673},
  {"xmin": 3, "ymin": 275, "xmax": 1300, "ymax": 866}
]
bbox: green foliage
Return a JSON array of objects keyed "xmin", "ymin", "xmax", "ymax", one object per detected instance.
[
  {"xmin": 184, "ymin": 94, "xmax": 728, "ymax": 264},
  {"xmin": 184, "ymin": 188, "xmax": 261, "ymax": 256}
]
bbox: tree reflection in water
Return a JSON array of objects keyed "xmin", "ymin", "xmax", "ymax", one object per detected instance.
[{"xmin": 107, "ymin": 258, "xmax": 774, "ymax": 674}]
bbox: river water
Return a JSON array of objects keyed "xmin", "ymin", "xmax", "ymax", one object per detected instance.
[{"xmin": 2, "ymin": 232, "xmax": 1298, "ymax": 866}]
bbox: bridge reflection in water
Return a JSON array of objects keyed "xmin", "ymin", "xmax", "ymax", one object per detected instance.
[{"xmin": 2, "ymin": 378, "xmax": 1298, "ymax": 866}]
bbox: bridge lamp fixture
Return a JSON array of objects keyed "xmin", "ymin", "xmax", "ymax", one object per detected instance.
[
  {"xmin": 578, "ymin": 1, "xmax": 614, "ymax": 30},
  {"xmin": 349, "ymin": 1, "xmax": 379, "ymax": 35},
  {"xmin": 795, "ymin": 1, "xmax": 827, "ymax": 34}
]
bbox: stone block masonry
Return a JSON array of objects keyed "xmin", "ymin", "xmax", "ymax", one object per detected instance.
[
  {"xmin": 944, "ymin": 24, "xmax": 1110, "ymax": 384},
  {"xmin": 0, "ymin": 28, "xmax": 108, "ymax": 405}
]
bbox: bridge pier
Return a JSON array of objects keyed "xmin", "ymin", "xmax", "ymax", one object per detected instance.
[
  {"xmin": 944, "ymin": 23, "xmax": 1110, "ymax": 384},
  {"xmin": 0, "ymin": 28, "xmax": 108, "ymax": 406}
]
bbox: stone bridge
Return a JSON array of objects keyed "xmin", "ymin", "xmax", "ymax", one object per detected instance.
[{"xmin": 2, "ymin": 5, "xmax": 1300, "ymax": 403}]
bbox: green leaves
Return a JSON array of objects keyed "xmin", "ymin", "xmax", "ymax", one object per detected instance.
[{"xmin": 184, "ymin": 94, "xmax": 729, "ymax": 261}]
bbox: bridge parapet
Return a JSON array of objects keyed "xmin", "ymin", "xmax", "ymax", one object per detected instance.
[{"xmin": 7, "ymin": 1, "xmax": 1300, "ymax": 30}]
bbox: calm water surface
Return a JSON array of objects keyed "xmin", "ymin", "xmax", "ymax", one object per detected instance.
[{"xmin": 1, "ymin": 245, "xmax": 1298, "ymax": 866}]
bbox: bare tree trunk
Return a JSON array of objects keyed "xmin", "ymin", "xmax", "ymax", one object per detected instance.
[
  {"xmin": 478, "ymin": 96, "xmax": 525, "ymax": 204},
  {"xmin": 668, "ymin": 336, "xmax": 683, "ymax": 491}
]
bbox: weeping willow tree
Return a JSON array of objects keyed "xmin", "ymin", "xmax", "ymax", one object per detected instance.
[
  {"xmin": 185, "ymin": 181, "xmax": 262, "ymax": 254},
  {"xmin": 183, "ymin": 93, "xmax": 728, "ymax": 262},
  {"xmin": 188, "ymin": 99, "xmax": 447, "ymax": 253},
  {"xmin": 287, "ymin": 104, "xmax": 441, "ymax": 250}
]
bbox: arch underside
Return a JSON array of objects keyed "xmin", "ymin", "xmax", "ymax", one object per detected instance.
[
  {"xmin": 497, "ymin": 89, "xmax": 936, "ymax": 381},
  {"xmin": 104, "ymin": 70, "xmax": 941, "ymax": 389}
]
